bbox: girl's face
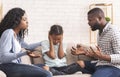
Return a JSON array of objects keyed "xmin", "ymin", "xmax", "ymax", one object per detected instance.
[
  {"xmin": 51, "ymin": 34, "xmax": 63, "ymax": 45},
  {"xmin": 18, "ymin": 13, "xmax": 28, "ymax": 30}
]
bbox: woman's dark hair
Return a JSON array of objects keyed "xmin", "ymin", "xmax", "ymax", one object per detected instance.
[
  {"xmin": 49, "ymin": 25, "xmax": 63, "ymax": 35},
  {"xmin": 0, "ymin": 7, "xmax": 26, "ymax": 38}
]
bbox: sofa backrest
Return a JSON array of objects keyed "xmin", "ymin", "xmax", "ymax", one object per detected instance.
[
  {"xmin": 21, "ymin": 43, "xmax": 94, "ymax": 65},
  {"xmin": 32, "ymin": 43, "xmax": 79, "ymax": 65},
  {"xmin": 65, "ymin": 43, "xmax": 79, "ymax": 64}
]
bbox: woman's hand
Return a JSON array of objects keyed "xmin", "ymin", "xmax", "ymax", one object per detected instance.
[{"xmin": 27, "ymin": 51, "xmax": 42, "ymax": 58}]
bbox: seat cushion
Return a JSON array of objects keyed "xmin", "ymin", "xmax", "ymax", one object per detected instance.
[{"xmin": 53, "ymin": 74, "xmax": 91, "ymax": 77}]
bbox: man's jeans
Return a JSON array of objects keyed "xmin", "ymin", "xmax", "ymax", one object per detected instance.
[
  {"xmin": 92, "ymin": 65, "xmax": 120, "ymax": 77},
  {"xmin": 0, "ymin": 63, "xmax": 52, "ymax": 77},
  {"xmin": 82, "ymin": 61, "xmax": 120, "ymax": 77}
]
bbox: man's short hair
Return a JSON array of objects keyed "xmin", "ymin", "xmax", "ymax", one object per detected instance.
[{"xmin": 88, "ymin": 8, "xmax": 105, "ymax": 18}]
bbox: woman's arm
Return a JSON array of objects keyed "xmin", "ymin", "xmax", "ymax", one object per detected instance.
[
  {"xmin": 20, "ymin": 38, "xmax": 41, "ymax": 51},
  {"xmin": 0, "ymin": 29, "xmax": 27, "ymax": 63}
]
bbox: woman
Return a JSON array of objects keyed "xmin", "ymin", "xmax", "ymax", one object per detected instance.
[{"xmin": 0, "ymin": 7, "xmax": 52, "ymax": 77}]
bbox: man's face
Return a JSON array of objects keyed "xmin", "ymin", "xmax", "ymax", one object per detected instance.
[{"xmin": 88, "ymin": 14, "xmax": 101, "ymax": 31}]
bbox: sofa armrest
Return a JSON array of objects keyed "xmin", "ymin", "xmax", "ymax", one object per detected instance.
[
  {"xmin": 0, "ymin": 70, "xmax": 6, "ymax": 77},
  {"xmin": 21, "ymin": 49, "xmax": 32, "ymax": 65},
  {"xmin": 21, "ymin": 55, "xmax": 32, "ymax": 65},
  {"xmin": 32, "ymin": 46, "xmax": 45, "ymax": 64},
  {"xmin": 66, "ymin": 43, "xmax": 79, "ymax": 64},
  {"xmin": 21, "ymin": 47, "xmax": 44, "ymax": 65}
]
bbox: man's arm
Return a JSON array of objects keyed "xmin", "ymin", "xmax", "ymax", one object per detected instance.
[
  {"xmin": 89, "ymin": 46, "xmax": 111, "ymax": 62},
  {"xmin": 109, "ymin": 28, "xmax": 120, "ymax": 64}
]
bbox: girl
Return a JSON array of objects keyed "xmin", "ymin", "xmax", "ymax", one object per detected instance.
[{"xmin": 41, "ymin": 25, "xmax": 82, "ymax": 75}]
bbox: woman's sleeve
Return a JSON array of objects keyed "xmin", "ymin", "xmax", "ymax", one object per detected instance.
[
  {"xmin": 0, "ymin": 30, "xmax": 26, "ymax": 63},
  {"xmin": 20, "ymin": 38, "xmax": 41, "ymax": 50}
]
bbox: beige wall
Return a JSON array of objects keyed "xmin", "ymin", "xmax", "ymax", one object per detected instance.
[
  {"xmin": 0, "ymin": 0, "xmax": 2, "ymax": 21},
  {"xmin": 1, "ymin": 0, "xmax": 120, "ymax": 45}
]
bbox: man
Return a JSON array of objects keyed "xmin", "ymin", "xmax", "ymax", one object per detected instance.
[{"xmin": 71, "ymin": 8, "xmax": 120, "ymax": 77}]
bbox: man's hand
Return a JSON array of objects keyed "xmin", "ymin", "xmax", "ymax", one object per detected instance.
[
  {"xmin": 85, "ymin": 46, "xmax": 103, "ymax": 60},
  {"xmin": 71, "ymin": 44, "xmax": 86, "ymax": 55}
]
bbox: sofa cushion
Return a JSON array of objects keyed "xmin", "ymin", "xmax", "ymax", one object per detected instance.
[
  {"xmin": 53, "ymin": 73, "xmax": 91, "ymax": 77},
  {"xmin": 21, "ymin": 55, "xmax": 32, "ymax": 65}
]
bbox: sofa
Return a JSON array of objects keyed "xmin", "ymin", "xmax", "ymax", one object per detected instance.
[{"xmin": 0, "ymin": 43, "xmax": 92, "ymax": 77}]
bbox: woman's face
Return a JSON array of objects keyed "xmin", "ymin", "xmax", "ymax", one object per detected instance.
[{"xmin": 18, "ymin": 13, "xmax": 28, "ymax": 30}]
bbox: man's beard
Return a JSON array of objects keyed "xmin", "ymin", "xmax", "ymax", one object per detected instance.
[{"xmin": 91, "ymin": 22, "xmax": 101, "ymax": 31}]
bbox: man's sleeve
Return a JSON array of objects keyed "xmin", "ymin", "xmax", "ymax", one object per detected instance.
[{"xmin": 110, "ymin": 28, "xmax": 120, "ymax": 64}]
